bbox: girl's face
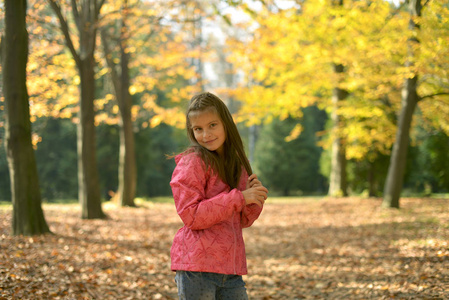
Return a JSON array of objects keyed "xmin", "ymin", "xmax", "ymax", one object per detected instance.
[{"xmin": 189, "ymin": 109, "xmax": 226, "ymax": 156}]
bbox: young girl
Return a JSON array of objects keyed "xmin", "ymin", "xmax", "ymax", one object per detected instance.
[{"xmin": 170, "ymin": 92, "xmax": 268, "ymax": 299}]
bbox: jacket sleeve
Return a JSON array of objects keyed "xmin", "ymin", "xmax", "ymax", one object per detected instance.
[
  {"xmin": 241, "ymin": 204, "xmax": 263, "ymax": 228},
  {"xmin": 238, "ymin": 170, "xmax": 264, "ymax": 228},
  {"xmin": 170, "ymin": 154, "xmax": 246, "ymax": 230}
]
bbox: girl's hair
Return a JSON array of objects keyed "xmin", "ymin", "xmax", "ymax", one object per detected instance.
[{"xmin": 185, "ymin": 92, "xmax": 252, "ymax": 188}]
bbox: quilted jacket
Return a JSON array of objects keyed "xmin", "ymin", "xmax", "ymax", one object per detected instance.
[{"xmin": 170, "ymin": 152, "xmax": 263, "ymax": 275}]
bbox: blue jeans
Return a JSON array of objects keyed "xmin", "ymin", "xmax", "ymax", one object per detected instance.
[{"xmin": 175, "ymin": 271, "xmax": 248, "ymax": 300}]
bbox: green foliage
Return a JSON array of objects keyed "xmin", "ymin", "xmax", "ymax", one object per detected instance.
[
  {"xmin": 347, "ymin": 154, "xmax": 390, "ymax": 197},
  {"xmin": 34, "ymin": 118, "xmax": 78, "ymax": 201},
  {"xmin": 424, "ymin": 132, "xmax": 449, "ymax": 192},
  {"xmin": 135, "ymin": 123, "xmax": 183, "ymax": 197},
  {"xmin": 0, "ymin": 117, "xmax": 187, "ymax": 202},
  {"xmin": 96, "ymin": 123, "xmax": 119, "ymax": 200},
  {"xmin": 135, "ymin": 196, "xmax": 174, "ymax": 204},
  {"xmin": 405, "ymin": 131, "xmax": 449, "ymax": 194},
  {"xmin": 254, "ymin": 106, "xmax": 327, "ymax": 196}
]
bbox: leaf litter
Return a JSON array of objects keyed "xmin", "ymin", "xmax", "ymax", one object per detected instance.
[{"xmin": 0, "ymin": 197, "xmax": 448, "ymax": 299}]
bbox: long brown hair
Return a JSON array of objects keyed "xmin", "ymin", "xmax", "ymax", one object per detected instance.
[{"xmin": 184, "ymin": 92, "xmax": 252, "ymax": 188}]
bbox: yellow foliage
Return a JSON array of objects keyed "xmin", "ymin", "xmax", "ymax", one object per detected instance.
[
  {"xmin": 16, "ymin": 0, "xmax": 449, "ymax": 160},
  {"xmin": 25, "ymin": 21, "xmax": 80, "ymax": 122},
  {"xmin": 31, "ymin": 133, "xmax": 42, "ymax": 150},
  {"xmin": 129, "ymin": 83, "xmax": 146, "ymax": 95},
  {"xmin": 285, "ymin": 124, "xmax": 303, "ymax": 143},
  {"xmin": 226, "ymin": 0, "xmax": 449, "ymax": 161},
  {"xmin": 149, "ymin": 106, "xmax": 185, "ymax": 129},
  {"xmin": 150, "ymin": 115, "xmax": 162, "ymax": 128},
  {"xmin": 112, "ymin": 105, "xmax": 119, "ymax": 115}
]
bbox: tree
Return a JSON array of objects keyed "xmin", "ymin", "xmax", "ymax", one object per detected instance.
[
  {"xmin": 226, "ymin": 0, "xmax": 449, "ymax": 202},
  {"xmin": 100, "ymin": 0, "xmax": 136, "ymax": 207},
  {"xmin": 226, "ymin": 1, "xmax": 361, "ymax": 196},
  {"xmin": 1, "ymin": 0, "xmax": 50, "ymax": 235},
  {"xmin": 98, "ymin": 0, "xmax": 202, "ymax": 204},
  {"xmin": 48, "ymin": 0, "xmax": 106, "ymax": 218},
  {"xmin": 382, "ymin": 0, "xmax": 422, "ymax": 208},
  {"xmin": 383, "ymin": 0, "xmax": 449, "ymax": 208},
  {"xmin": 328, "ymin": 58, "xmax": 348, "ymax": 197}
]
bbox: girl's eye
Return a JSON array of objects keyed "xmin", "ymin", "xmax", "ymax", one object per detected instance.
[
  {"xmin": 194, "ymin": 128, "xmax": 202, "ymax": 132},
  {"xmin": 210, "ymin": 123, "xmax": 217, "ymax": 128}
]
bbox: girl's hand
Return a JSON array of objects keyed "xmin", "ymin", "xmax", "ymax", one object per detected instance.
[
  {"xmin": 246, "ymin": 174, "xmax": 262, "ymax": 189},
  {"xmin": 243, "ymin": 175, "xmax": 268, "ymax": 207}
]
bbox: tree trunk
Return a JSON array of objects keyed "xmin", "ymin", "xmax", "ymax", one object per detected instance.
[
  {"xmin": 78, "ymin": 59, "xmax": 105, "ymax": 219},
  {"xmin": 328, "ymin": 64, "xmax": 348, "ymax": 197},
  {"xmin": 116, "ymin": 30, "xmax": 137, "ymax": 207},
  {"xmin": 100, "ymin": 9, "xmax": 137, "ymax": 207},
  {"xmin": 382, "ymin": 0, "xmax": 422, "ymax": 209},
  {"xmin": 116, "ymin": 102, "xmax": 137, "ymax": 207},
  {"xmin": 48, "ymin": 0, "xmax": 106, "ymax": 219},
  {"xmin": 2, "ymin": 0, "xmax": 50, "ymax": 235},
  {"xmin": 382, "ymin": 80, "xmax": 418, "ymax": 208}
]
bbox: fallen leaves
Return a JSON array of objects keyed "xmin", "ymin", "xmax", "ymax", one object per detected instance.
[
  {"xmin": 1, "ymin": 204, "xmax": 179, "ymax": 299},
  {"xmin": 1, "ymin": 197, "xmax": 448, "ymax": 299},
  {"xmin": 243, "ymin": 197, "xmax": 449, "ymax": 299}
]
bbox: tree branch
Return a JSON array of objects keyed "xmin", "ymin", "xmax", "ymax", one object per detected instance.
[
  {"xmin": 419, "ymin": 92, "xmax": 449, "ymax": 102},
  {"xmin": 96, "ymin": 0, "xmax": 107, "ymax": 17},
  {"xmin": 70, "ymin": 0, "xmax": 81, "ymax": 33},
  {"xmin": 47, "ymin": 0, "xmax": 80, "ymax": 67},
  {"xmin": 101, "ymin": 29, "xmax": 121, "ymax": 97},
  {"xmin": 376, "ymin": 1, "xmax": 407, "ymax": 34}
]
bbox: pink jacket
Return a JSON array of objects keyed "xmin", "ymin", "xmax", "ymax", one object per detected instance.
[{"xmin": 170, "ymin": 152, "xmax": 263, "ymax": 275}]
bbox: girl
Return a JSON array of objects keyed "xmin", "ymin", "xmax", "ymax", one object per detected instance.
[{"xmin": 170, "ymin": 92, "xmax": 268, "ymax": 299}]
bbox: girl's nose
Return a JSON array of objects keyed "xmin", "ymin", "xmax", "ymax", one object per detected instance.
[{"xmin": 203, "ymin": 129, "xmax": 210, "ymax": 138}]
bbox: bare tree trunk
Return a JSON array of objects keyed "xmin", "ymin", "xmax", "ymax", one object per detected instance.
[
  {"xmin": 382, "ymin": 81, "xmax": 418, "ymax": 208},
  {"xmin": 101, "ymin": 4, "xmax": 137, "ymax": 207},
  {"xmin": 186, "ymin": 0, "xmax": 204, "ymax": 89},
  {"xmin": 382, "ymin": 0, "xmax": 422, "ymax": 209},
  {"xmin": 78, "ymin": 58, "xmax": 104, "ymax": 218},
  {"xmin": 48, "ymin": 0, "xmax": 106, "ymax": 219},
  {"xmin": 116, "ymin": 102, "xmax": 137, "ymax": 207},
  {"xmin": 116, "ymin": 42, "xmax": 137, "ymax": 207},
  {"xmin": 328, "ymin": 64, "xmax": 348, "ymax": 197},
  {"xmin": 2, "ymin": 0, "xmax": 50, "ymax": 235},
  {"xmin": 328, "ymin": 0, "xmax": 348, "ymax": 197}
]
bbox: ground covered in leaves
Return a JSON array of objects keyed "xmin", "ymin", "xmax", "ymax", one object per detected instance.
[{"xmin": 1, "ymin": 197, "xmax": 448, "ymax": 299}]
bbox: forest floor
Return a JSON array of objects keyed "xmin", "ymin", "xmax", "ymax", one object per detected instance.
[{"xmin": 1, "ymin": 197, "xmax": 448, "ymax": 300}]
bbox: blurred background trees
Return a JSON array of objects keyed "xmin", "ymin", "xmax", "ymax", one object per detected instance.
[{"xmin": 1, "ymin": 0, "xmax": 448, "ymax": 222}]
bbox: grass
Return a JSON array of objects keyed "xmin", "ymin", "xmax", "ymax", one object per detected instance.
[
  {"xmin": 1, "ymin": 193, "xmax": 446, "ymax": 209},
  {"xmin": 135, "ymin": 196, "xmax": 174, "ymax": 204},
  {"xmin": 0, "ymin": 201, "xmax": 11, "ymax": 209},
  {"xmin": 266, "ymin": 196, "xmax": 324, "ymax": 204}
]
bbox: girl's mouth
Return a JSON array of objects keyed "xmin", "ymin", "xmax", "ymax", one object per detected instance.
[{"xmin": 204, "ymin": 138, "xmax": 217, "ymax": 144}]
